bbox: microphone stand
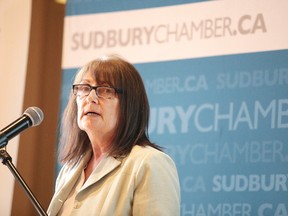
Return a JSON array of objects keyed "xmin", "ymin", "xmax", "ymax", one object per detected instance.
[{"xmin": 0, "ymin": 144, "xmax": 47, "ymax": 216}]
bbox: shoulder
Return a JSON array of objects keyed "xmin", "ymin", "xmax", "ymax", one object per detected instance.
[
  {"xmin": 128, "ymin": 145, "xmax": 172, "ymax": 162},
  {"xmin": 123, "ymin": 145, "xmax": 178, "ymax": 175}
]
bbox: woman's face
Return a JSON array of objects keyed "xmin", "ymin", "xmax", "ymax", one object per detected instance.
[{"xmin": 75, "ymin": 72, "xmax": 120, "ymax": 144}]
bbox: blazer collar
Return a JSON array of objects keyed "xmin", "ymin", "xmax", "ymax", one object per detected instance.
[
  {"xmin": 80, "ymin": 155, "xmax": 121, "ymax": 191},
  {"xmin": 48, "ymin": 151, "xmax": 122, "ymax": 215},
  {"xmin": 64, "ymin": 151, "xmax": 122, "ymax": 193}
]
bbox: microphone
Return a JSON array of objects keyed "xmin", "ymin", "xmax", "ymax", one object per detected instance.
[{"xmin": 0, "ymin": 107, "xmax": 44, "ymax": 148}]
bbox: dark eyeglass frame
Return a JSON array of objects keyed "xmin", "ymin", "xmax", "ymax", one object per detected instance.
[{"xmin": 72, "ymin": 84, "xmax": 123, "ymax": 99}]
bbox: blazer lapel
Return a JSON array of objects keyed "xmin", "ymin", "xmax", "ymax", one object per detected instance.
[
  {"xmin": 80, "ymin": 156, "xmax": 121, "ymax": 191},
  {"xmin": 48, "ymin": 152, "xmax": 91, "ymax": 216},
  {"xmin": 48, "ymin": 153, "xmax": 121, "ymax": 215}
]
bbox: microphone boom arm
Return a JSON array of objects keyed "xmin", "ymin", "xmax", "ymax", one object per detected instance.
[{"xmin": 0, "ymin": 146, "xmax": 47, "ymax": 216}]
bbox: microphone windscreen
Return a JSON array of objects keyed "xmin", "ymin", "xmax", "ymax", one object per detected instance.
[{"xmin": 24, "ymin": 107, "xmax": 44, "ymax": 126}]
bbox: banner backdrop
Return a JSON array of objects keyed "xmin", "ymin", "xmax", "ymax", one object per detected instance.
[{"xmin": 61, "ymin": 0, "xmax": 288, "ymax": 215}]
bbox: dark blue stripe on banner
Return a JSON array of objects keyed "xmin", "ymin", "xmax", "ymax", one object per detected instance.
[{"xmin": 66, "ymin": 0, "xmax": 211, "ymax": 16}]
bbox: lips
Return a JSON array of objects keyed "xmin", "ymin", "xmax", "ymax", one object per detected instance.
[{"xmin": 85, "ymin": 111, "xmax": 100, "ymax": 116}]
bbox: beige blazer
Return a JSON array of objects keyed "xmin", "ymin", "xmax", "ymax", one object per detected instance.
[{"xmin": 47, "ymin": 145, "xmax": 180, "ymax": 216}]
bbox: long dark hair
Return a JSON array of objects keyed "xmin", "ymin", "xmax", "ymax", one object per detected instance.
[{"xmin": 58, "ymin": 55, "xmax": 161, "ymax": 165}]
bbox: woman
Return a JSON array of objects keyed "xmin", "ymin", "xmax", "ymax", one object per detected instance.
[{"xmin": 47, "ymin": 55, "xmax": 180, "ymax": 215}]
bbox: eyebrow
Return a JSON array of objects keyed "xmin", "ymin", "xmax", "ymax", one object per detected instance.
[{"xmin": 79, "ymin": 81, "xmax": 112, "ymax": 87}]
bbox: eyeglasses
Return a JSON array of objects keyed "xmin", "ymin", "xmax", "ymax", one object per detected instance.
[{"xmin": 72, "ymin": 84, "xmax": 123, "ymax": 99}]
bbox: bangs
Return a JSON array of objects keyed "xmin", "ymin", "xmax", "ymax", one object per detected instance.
[{"xmin": 74, "ymin": 58, "xmax": 122, "ymax": 88}]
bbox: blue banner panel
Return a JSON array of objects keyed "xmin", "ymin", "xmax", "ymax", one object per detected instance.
[
  {"xmin": 137, "ymin": 50, "xmax": 288, "ymax": 216},
  {"xmin": 61, "ymin": 49, "xmax": 288, "ymax": 215}
]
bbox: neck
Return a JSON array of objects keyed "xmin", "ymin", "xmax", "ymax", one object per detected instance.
[{"xmin": 84, "ymin": 151, "xmax": 105, "ymax": 182}]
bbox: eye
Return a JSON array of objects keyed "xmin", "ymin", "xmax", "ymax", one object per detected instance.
[
  {"xmin": 73, "ymin": 84, "xmax": 92, "ymax": 96},
  {"xmin": 97, "ymin": 87, "xmax": 116, "ymax": 98},
  {"xmin": 80, "ymin": 85, "xmax": 91, "ymax": 92},
  {"xmin": 98, "ymin": 87, "xmax": 113, "ymax": 94},
  {"xmin": 103, "ymin": 87, "xmax": 114, "ymax": 94}
]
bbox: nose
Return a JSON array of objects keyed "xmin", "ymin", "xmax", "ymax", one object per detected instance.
[{"xmin": 86, "ymin": 89, "xmax": 99, "ymax": 103}]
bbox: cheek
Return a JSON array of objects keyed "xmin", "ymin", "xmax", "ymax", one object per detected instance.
[
  {"xmin": 109, "ymin": 113, "xmax": 118, "ymax": 127},
  {"xmin": 110, "ymin": 106, "xmax": 120, "ymax": 126},
  {"xmin": 76, "ymin": 110, "xmax": 81, "ymax": 126},
  {"xmin": 76, "ymin": 99, "xmax": 83, "ymax": 127}
]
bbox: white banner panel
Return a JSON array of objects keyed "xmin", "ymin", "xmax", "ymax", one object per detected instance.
[{"xmin": 62, "ymin": 0, "xmax": 288, "ymax": 68}]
